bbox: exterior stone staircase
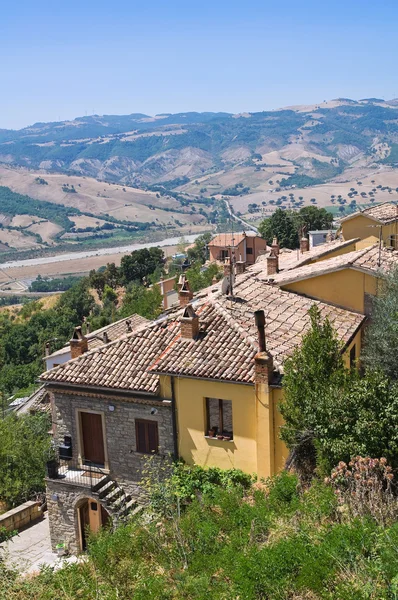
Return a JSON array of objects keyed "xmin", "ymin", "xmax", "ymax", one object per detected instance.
[{"xmin": 91, "ymin": 474, "xmax": 143, "ymax": 526}]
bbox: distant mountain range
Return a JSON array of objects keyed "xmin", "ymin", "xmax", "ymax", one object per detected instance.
[{"xmin": 2, "ymin": 98, "xmax": 398, "ymax": 187}]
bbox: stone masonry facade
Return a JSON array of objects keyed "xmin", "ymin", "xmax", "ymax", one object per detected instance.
[{"xmin": 47, "ymin": 389, "xmax": 174, "ymax": 552}]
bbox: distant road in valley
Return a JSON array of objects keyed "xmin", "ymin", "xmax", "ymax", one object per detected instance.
[{"xmin": 223, "ymin": 199, "xmax": 259, "ymax": 233}]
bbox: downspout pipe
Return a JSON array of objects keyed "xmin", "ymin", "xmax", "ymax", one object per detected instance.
[{"xmin": 170, "ymin": 376, "xmax": 179, "ymax": 460}]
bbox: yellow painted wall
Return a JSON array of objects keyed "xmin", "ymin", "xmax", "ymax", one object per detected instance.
[
  {"xmin": 174, "ymin": 378, "xmax": 258, "ymax": 475},
  {"xmin": 342, "ymin": 214, "xmax": 398, "ymax": 244},
  {"xmin": 311, "ymin": 240, "xmax": 358, "ymax": 263},
  {"xmin": 271, "ymin": 388, "xmax": 289, "ymax": 473},
  {"xmin": 343, "ymin": 330, "xmax": 362, "ymax": 369},
  {"xmin": 282, "ymin": 268, "xmax": 377, "ymax": 313}
]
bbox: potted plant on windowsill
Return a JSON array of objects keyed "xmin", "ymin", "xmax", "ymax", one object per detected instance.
[
  {"xmin": 208, "ymin": 427, "xmax": 217, "ymax": 438},
  {"xmin": 223, "ymin": 433, "xmax": 232, "ymax": 441}
]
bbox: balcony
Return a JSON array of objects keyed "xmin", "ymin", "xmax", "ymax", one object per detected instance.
[{"xmin": 46, "ymin": 458, "xmax": 108, "ymax": 490}]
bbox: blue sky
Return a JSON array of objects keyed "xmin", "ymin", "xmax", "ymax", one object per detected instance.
[{"xmin": 1, "ymin": 0, "xmax": 397, "ymax": 129}]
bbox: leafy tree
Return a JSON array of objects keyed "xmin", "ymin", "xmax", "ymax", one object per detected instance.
[
  {"xmin": 258, "ymin": 207, "xmax": 333, "ymax": 249},
  {"xmin": 187, "ymin": 233, "xmax": 212, "ymax": 264},
  {"xmin": 280, "ymin": 304, "xmax": 398, "ymax": 474},
  {"xmin": 258, "ymin": 208, "xmax": 299, "ymax": 249},
  {"xmin": 362, "ymin": 266, "xmax": 398, "ymax": 380},
  {"xmin": 0, "ymin": 413, "xmax": 51, "ymax": 508},
  {"xmin": 280, "ymin": 305, "xmax": 345, "ymax": 450},
  {"xmin": 120, "ymin": 248, "xmax": 164, "ymax": 284},
  {"xmin": 183, "ymin": 263, "xmax": 221, "ymax": 292},
  {"xmin": 119, "ymin": 284, "xmax": 162, "ymax": 320}
]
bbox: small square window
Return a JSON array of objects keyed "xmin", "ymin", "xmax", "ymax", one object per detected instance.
[{"xmin": 246, "ymin": 247, "xmax": 253, "ymax": 255}]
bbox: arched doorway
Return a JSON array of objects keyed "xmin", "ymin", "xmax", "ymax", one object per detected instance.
[{"xmin": 76, "ymin": 498, "xmax": 111, "ymax": 551}]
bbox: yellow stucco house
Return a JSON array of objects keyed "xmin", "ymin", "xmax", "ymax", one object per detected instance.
[
  {"xmin": 42, "ymin": 273, "xmax": 364, "ymax": 483},
  {"xmin": 339, "ymin": 202, "xmax": 398, "ymax": 247}
]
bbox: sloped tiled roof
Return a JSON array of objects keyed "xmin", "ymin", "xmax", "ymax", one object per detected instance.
[
  {"xmin": 340, "ymin": 202, "xmax": 398, "ymax": 225},
  {"xmin": 46, "ymin": 314, "xmax": 149, "ymax": 359},
  {"xmin": 208, "ymin": 233, "xmax": 246, "ymax": 248},
  {"xmin": 252, "ymin": 237, "xmax": 360, "ymax": 273},
  {"xmin": 41, "ymin": 319, "xmax": 179, "ymax": 394},
  {"xmin": 264, "ymin": 244, "xmax": 398, "ymax": 286},
  {"xmin": 215, "ymin": 275, "xmax": 364, "ymax": 367},
  {"xmin": 149, "ymin": 302, "xmax": 257, "ymax": 383},
  {"xmin": 41, "ymin": 274, "xmax": 365, "ymax": 392}
]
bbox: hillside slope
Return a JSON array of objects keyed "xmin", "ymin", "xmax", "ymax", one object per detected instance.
[{"xmin": 2, "ymin": 99, "xmax": 398, "ymax": 188}]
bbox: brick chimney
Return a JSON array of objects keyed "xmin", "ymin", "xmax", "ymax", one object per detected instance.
[
  {"xmin": 300, "ymin": 236, "xmax": 309, "ymax": 253},
  {"xmin": 253, "ymin": 310, "xmax": 274, "ymax": 384},
  {"xmin": 180, "ymin": 304, "xmax": 199, "ymax": 339},
  {"xmin": 70, "ymin": 326, "xmax": 88, "ymax": 359},
  {"xmin": 179, "ymin": 277, "xmax": 193, "ymax": 307},
  {"xmin": 266, "ymin": 250, "xmax": 279, "ymax": 276},
  {"xmin": 271, "ymin": 237, "xmax": 280, "ymax": 256},
  {"xmin": 235, "ymin": 260, "xmax": 246, "ymax": 275}
]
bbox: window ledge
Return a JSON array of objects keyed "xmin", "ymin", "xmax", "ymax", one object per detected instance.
[{"xmin": 204, "ymin": 436, "xmax": 234, "ymax": 443}]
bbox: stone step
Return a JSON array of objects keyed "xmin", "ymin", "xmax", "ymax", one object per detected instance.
[
  {"xmin": 92, "ymin": 475, "xmax": 111, "ymax": 494},
  {"xmin": 104, "ymin": 485, "xmax": 123, "ymax": 506},
  {"xmin": 97, "ymin": 480, "xmax": 116, "ymax": 499},
  {"xmin": 108, "ymin": 490, "xmax": 129, "ymax": 511}
]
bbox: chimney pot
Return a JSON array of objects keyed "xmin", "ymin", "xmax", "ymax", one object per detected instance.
[
  {"xmin": 223, "ymin": 257, "xmax": 232, "ymax": 277},
  {"xmin": 126, "ymin": 319, "xmax": 132, "ymax": 332},
  {"xmin": 235, "ymin": 260, "xmax": 246, "ymax": 275},
  {"xmin": 271, "ymin": 237, "xmax": 280, "ymax": 256},
  {"xmin": 178, "ymin": 277, "xmax": 193, "ymax": 307},
  {"xmin": 103, "ymin": 331, "xmax": 109, "ymax": 344},
  {"xmin": 266, "ymin": 251, "xmax": 279, "ymax": 276},
  {"xmin": 180, "ymin": 304, "xmax": 199, "ymax": 339},
  {"xmin": 70, "ymin": 326, "xmax": 88, "ymax": 359},
  {"xmin": 300, "ymin": 236, "xmax": 309, "ymax": 253}
]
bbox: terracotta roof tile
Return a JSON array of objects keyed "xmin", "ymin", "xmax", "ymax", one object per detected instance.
[
  {"xmin": 252, "ymin": 237, "xmax": 360, "ymax": 273},
  {"xmin": 41, "ymin": 278, "xmax": 365, "ymax": 391},
  {"xmin": 341, "ymin": 202, "xmax": 398, "ymax": 225},
  {"xmin": 264, "ymin": 244, "xmax": 398, "ymax": 286}
]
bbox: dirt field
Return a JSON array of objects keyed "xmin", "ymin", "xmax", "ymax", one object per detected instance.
[
  {"xmin": 0, "ymin": 228, "xmax": 41, "ymax": 250},
  {"xmin": 0, "ymin": 165, "xmax": 189, "ymax": 224},
  {"xmin": 70, "ymin": 215, "xmax": 108, "ymax": 228},
  {"xmin": 27, "ymin": 221, "xmax": 63, "ymax": 244},
  {"xmin": 11, "ymin": 215, "xmax": 41, "ymax": 227}
]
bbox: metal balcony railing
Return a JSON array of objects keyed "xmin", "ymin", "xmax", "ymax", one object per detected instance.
[{"xmin": 46, "ymin": 458, "xmax": 108, "ymax": 490}]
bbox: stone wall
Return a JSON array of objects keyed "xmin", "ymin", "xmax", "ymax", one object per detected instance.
[
  {"xmin": 46, "ymin": 480, "xmax": 85, "ymax": 554},
  {"xmin": 0, "ymin": 501, "xmax": 41, "ymax": 532},
  {"xmin": 52, "ymin": 391, "xmax": 174, "ymax": 485}
]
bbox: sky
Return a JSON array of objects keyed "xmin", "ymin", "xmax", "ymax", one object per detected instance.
[{"xmin": 1, "ymin": 0, "xmax": 398, "ymax": 129}]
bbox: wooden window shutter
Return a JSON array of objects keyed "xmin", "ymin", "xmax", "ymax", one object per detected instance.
[{"xmin": 136, "ymin": 419, "xmax": 159, "ymax": 454}]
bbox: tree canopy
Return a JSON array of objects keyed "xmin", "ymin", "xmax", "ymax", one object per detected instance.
[
  {"xmin": 362, "ymin": 266, "xmax": 398, "ymax": 380},
  {"xmin": 258, "ymin": 207, "xmax": 333, "ymax": 249}
]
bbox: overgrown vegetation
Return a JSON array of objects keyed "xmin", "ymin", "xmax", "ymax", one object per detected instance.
[{"xmin": 4, "ymin": 465, "xmax": 398, "ymax": 598}]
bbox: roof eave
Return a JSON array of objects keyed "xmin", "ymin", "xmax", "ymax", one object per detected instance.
[{"xmin": 39, "ymin": 380, "xmax": 159, "ymax": 397}]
